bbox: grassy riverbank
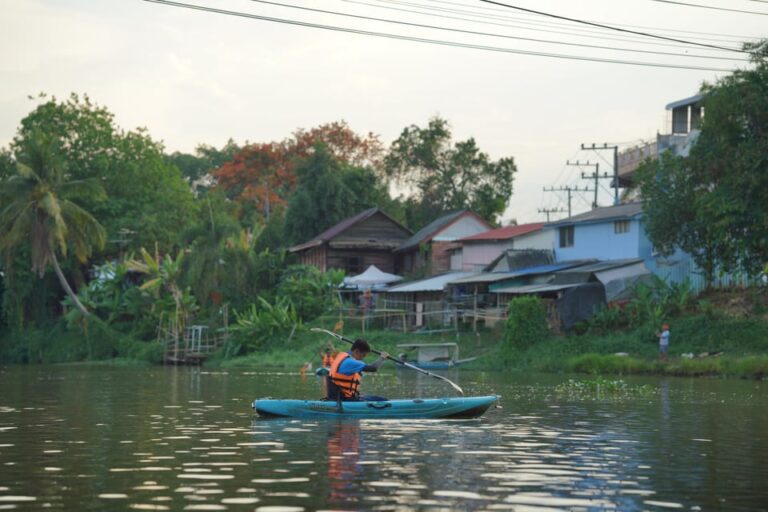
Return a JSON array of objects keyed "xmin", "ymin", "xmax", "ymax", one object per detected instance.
[{"xmin": 214, "ymin": 307, "xmax": 768, "ymax": 379}]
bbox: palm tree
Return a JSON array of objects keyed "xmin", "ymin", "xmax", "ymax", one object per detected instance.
[{"xmin": 0, "ymin": 131, "xmax": 106, "ymax": 317}]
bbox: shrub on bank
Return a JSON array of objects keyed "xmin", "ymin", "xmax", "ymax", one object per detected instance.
[{"xmin": 504, "ymin": 296, "xmax": 548, "ymax": 349}]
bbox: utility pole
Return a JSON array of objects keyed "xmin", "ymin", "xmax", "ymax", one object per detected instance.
[
  {"xmin": 566, "ymin": 160, "xmax": 612, "ymax": 208},
  {"xmin": 543, "ymin": 185, "xmax": 593, "ymax": 218},
  {"xmin": 581, "ymin": 143, "xmax": 620, "ymax": 205},
  {"xmin": 537, "ymin": 207, "xmax": 567, "ymax": 222}
]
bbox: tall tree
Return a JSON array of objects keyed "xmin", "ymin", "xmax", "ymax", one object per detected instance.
[
  {"xmin": 0, "ymin": 132, "xmax": 106, "ymax": 317},
  {"xmin": 214, "ymin": 121, "xmax": 384, "ymax": 221},
  {"xmin": 384, "ymin": 116, "xmax": 516, "ymax": 227},
  {"xmin": 638, "ymin": 40, "xmax": 768, "ymax": 281},
  {"xmin": 166, "ymin": 138, "xmax": 241, "ymax": 193},
  {"xmin": 11, "ymin": 93, "xmax": 197, "ymax": 256},
  {"xmin": 283, "ymin": 144, "xmax": 391, "ymax": 244}
]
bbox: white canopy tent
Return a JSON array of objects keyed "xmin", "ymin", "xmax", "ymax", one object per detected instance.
[{"xmin": 343, "ymin": 265, "xmax": 403, "ymax": 289}]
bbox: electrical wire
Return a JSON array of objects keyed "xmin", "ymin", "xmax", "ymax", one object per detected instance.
[
  {"xmin": 649, "ymin": 0, "xmax": 768, "ymax": 15},
  {"xmin": 349, "ymin": 0, "xmax": 748, "ymax": 50},
  {"xmin": 246, "ymin": 0, "xmax": 747, "ymax": 61},
  {"xmin": 396, "ymin": 0, "xmax": 756, "ymax": 42},
  {"xmin": 142, "ymin": 0, "xmax": 738, "ymax": 71},
  {"xmin": 480, "ymin": 0, "xmax": 749, "ymax": 53}
]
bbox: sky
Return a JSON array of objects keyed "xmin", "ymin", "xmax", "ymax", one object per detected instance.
[{"xmin": 1, "ymin": 0, "xmax": 764, "ymax": 225}]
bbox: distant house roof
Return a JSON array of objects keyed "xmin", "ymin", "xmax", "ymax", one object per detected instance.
[
  {"xmin": 544, "ymin": 202, "xmax": 643, "ymax": 228},
  {"xmin": 289, "ymin": 208, "xmax": 409, "ymax": 253},
  {"xmin": 459, "ymin": 222, "xmax": 544, "ymax": 243},
  {"xmin": 385, "ymin": 272, "xmax": 475, "ymax": 293},
  {"xmin": 395, "ymin": 210, "xmax": 489, "ymax": 253},
  {"xmin": 666, "ymin": 93, "xmax": 704, "ymax": 110},
  {"xmin": 492, "ymin": 282, "xmax": 581, "ymax": 295}
]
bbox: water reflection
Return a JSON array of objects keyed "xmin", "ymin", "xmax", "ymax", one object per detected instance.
[
  {"xmin": 322, "ymin": 420, "xmax": 359, "ymax": 505},
  {"xmin": 0, "ymin": 366, "xmax": 767, "ymax": 510}
]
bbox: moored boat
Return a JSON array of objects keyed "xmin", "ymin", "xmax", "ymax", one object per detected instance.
[{"xmin": 252, "ymin": 395, "xmax": 498, "ymax": 419}]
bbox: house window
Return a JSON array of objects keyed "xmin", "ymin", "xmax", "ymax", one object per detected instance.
[
  {"xmin": 559, "ymin": 226, "xmax": 574, "ymax": 248},
  {"xmin": 343, "ymin": 257, "xmax": 362, "ymax": 275},
  {"xmin": 614, "ymin": 220, "xmax": 630, "ymax": 234}
]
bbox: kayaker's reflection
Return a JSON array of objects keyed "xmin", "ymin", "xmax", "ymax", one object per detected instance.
[
  {"xmin": 326, "ymin": 338, "xmax": 389, "ymax": 402},
  {"xmin": 327, "ymin": 421, "xmax": 361, "ymax": 503}
]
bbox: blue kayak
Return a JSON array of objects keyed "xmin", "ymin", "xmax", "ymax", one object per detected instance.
[{"xmin": 252, "ymin": 395, "xmax": 498, "ymax": 419}]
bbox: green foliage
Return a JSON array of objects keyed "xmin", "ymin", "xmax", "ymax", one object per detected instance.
[
  {"xmin": 637, "ymin": 41, "xmax": 768, "ymax": 281},
  {"xmin": 166, "ymin": 139, "xmax": 241, "ymax": 193},
  {"xmin": 10, "ymin": 93, "xmax": 197, "ymax": 256},
  {"xmin": 283, "ymin": 143, "xmax": 391, "ymax": 245},
  {"xmin": 567, "ymin": 354, "xmax": 654, "ymax": 375},
  {"xmin": 384, "ymin": 116, "xmax": 516, "ymax": 226},
  {"xmin": 589, "ymin": 275, "xmax": 694, "ymax": 334},
  {"xmin": 0, "ymin": 317, "xmax": 162, "ymax": 364},
  {"xmin": 503, "ymin": 296, "xmax": 548, "ymax": 349},
  {"xmin": 277, "ymin": 265, "xmax": 345, "ymax": 321},
  {"xmin": 216, "ymin": 230, "xmax": 286, "ymax": 314},
  {"xmin": 0, "ymin": 129, "xmax": 107, "ymax": 317},
  {"xmin": 226, "ymin": 297, "xmax": 301, "ymax": 356}
]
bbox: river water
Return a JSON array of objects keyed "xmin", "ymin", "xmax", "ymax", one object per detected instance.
[{"xmin": 0, "ymin": 365, "xmax": 766, "ymax": 511}]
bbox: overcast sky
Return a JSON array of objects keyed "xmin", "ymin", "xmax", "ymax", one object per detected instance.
[{"xmin": 1, "ymin": 0, "xmax": 764, "ymax": 224}]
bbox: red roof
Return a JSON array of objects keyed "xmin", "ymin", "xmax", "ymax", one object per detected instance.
[{"xmin": 459, "ymin": 222, "xmax": 544, "ymax": 242}]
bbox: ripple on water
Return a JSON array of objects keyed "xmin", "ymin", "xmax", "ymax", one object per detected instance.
[
  {"xmin": 250, "ymin": 478, "xmax": 309, "ymax": 484},
  {"xmin": 221, "ymin": 497, "xmax": 260, "ymax": 504},
  {"xmin": 254, "ymin": 507, "xmax": 304, "ymax": 512},
  {"xmin": 644, "ymin": 500, "xmax": 684, "ymax": 508}
]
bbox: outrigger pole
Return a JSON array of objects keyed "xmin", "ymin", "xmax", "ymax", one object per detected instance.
[{"xmin": 310, "ymin": 328, "xmax": 464, "ymax": 396}]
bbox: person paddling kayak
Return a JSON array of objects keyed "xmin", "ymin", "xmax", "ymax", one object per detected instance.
[{"xmin": 327, "ymin": 338, "xmax": 389, "ymax": 402}]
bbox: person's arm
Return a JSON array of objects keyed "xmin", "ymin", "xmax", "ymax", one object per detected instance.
[{"xmin": 361, "ymin": 352, "xmax": 389, "ymax": 372}]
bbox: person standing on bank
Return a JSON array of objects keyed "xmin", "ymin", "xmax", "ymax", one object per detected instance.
[
  {"xmin": 657, "ymin": 323, "xmax": 670, "ymax": 361},
  {"xmin": 327, "ymin": 338, "xmax": 389, "ymax": 402}
]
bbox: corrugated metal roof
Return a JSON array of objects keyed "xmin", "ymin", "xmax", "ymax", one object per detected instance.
[
  {"xmin": 449, "ymin": 272, "xmax": 517, "ymax": 285},
  {"xmin": 492, "ymin": 283, "xmax": 581, "ymax": 294},
  {"xmin": 453, "ymin": 260, "xmax": 595, "ymax": 285},
  {"xmin": 544, "ymin": 202, "xmax": 643, "ymax": 228},
  {"xmin": 459, "ymin": 222, "xmax": 544, "ymax": 242},
  {"xmin": 555, "ymin": 258, "xmax": 643, "ymax": 273},
  {"xmin": 385, "ymin": 272, "xmax": 475, "ymax": 293}
]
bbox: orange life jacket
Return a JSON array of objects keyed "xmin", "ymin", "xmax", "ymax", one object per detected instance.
[{"xmin": 328, "ymin": 352, "xmax": 361, "ymax": 399}]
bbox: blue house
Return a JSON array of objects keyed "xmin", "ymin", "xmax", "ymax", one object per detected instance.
[
  {"xmin": 543, "ymin": 201, "xmax": 704, "ymax": 288},
  {"xmin": 545, "ymin": 202, "xmax": 652, "ymax": 262}
]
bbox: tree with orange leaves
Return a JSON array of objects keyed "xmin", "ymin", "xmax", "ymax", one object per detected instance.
[{"xmin": 214, "ymin": 121, "xmax": 384, "ymax": 221}]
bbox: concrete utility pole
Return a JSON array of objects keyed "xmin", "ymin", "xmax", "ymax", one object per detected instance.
[
  {"xmin": 537, "ymin": 207, "xmax": 567, "ymax": 222},
  {"xmin": 543, "ymin": 185, "xmax": 593, "ymax": 218},
  {"xmin": 581, "ymin": 143, "xmax": 620, "ymax": 205},
  {"xmin": 566, "ymin": 160, "xmax": 612, "ymax": 208}
]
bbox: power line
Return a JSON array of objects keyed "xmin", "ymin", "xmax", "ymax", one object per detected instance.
[
  {"xmin": 245, "ymin": 0, "xmax": 746, "ymax": 61},
  {"xmin": 141, "ymin": 0, "xmax": 737, "ymax": 71},
  {"xmin": 394, "ymin": 0, "xmax": 757, "ymax": 42},
  {"xmin": 649, "ymin": 0, "xmax": 768, "ymax": 15},
  {"xmin": 480, "ymin": 0, "xmax": 748, "ymax": 53},
  {"xmin": 350, "ymin": 0, "xmax": 750, "ymax": 51}
]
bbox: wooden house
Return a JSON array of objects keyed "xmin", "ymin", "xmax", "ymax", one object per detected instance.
[{"xmin": 288, "ymin": 208, "xmax": 411, "ymax": 275}]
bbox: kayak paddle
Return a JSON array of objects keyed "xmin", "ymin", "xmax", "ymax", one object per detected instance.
[{"xmin": 310, "ymin": 327, "xmax": 464, "ymax": 396}]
